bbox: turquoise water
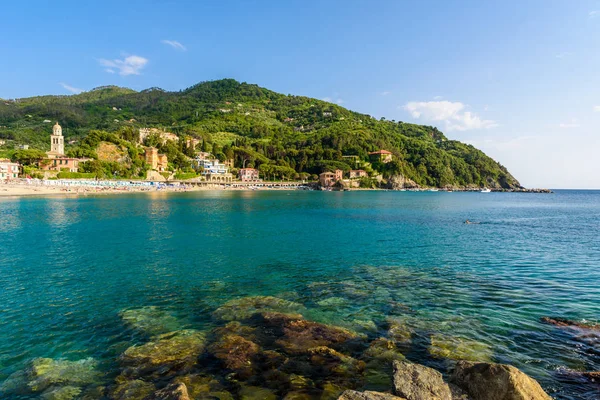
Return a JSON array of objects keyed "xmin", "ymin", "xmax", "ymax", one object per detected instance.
[{"xmin": 0, "ymin": 190, "xmax": 599, "ymax": 399}]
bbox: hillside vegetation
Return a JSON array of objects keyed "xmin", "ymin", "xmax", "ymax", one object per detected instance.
[{"xmin": 0, "ymin": 79, "xmax": 520, "ymax": 188}]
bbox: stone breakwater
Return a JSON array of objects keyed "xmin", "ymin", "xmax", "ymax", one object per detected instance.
[{"xmin": 1, "ymin": 296, "xmax": 553, "ymax": 400}]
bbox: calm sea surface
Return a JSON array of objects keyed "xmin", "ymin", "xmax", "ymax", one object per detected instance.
[{"xmin": 0, "ymin": 190, "xmax": 599, "ymax": 399}]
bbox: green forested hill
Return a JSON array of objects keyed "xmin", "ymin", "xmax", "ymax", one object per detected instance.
[{"xmin": 0, "ymin": 79, "xmax": 520, "ymax": 188}]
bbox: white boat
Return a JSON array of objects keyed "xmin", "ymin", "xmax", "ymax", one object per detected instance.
[
  {"xmin": 429, "ymin": 188, "xmax": 439, "ymax": 192},
  {"xmin": 481, "ymin": 188, "xmax": 491, "ymax": 193}
]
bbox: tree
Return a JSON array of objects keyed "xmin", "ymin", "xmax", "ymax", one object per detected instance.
[{"xmin": 13, "ymin": 149, "xmax": 46, "ymax": 165}]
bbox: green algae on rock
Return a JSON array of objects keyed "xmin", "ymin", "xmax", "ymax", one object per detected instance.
[
  {"xmin": 173, "ymin": 374, "xmax": 233, "ymax": 400},
  {"xmin": 111, "ymin": 379, "xmax": 156, "ymax": 400},
  {"xmin": 120, "ymin": 329, "xmax": 206, "ymax": 378},
  {"xmin": 27, "ymin": 357, "xmax": 101, "ymax": 393},
  {"xmin": 212, "ymin": 296, "xmax": 306, "ymax": 321},
  {"xmin": 207, "ymin": 334, "xmax": 261, "ymax": 379},
  {"xmin": 119, "ymin": 306, "xmax": 183, "ymax": 337},
  {"xmin": 40, "ymin": 385, "xmax": 82, "ymax": 400},
  {"xmin": 275, "ymin": 319, "xmax": 361, "ymax": 355},
  {"xmin": 428, "ymin": 333, "xmax": 493, "ymax": 362},
  {"xmin": 238, "ymin": 384, "xmax": 278, "ymax": 400}
]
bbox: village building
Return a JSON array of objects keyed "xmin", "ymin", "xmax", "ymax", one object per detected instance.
[
  {"xmin": 193, "ymin": 155, "xmax": 233, "ymax": 182},
  {"xmin": 145, "ymin": 147, "xmax": 169, "ymax": 172},
  {"xmin": 319, "ymin": 169, "xmax": 344, "ymax": 187},
  {"xmin": 0, "ymin": 159, "xmax": 20, "ymax": 179},
  {"xmin": 46, "ymin": 122, "xmax": 65, "ymax": 158},
  {"xmin": 0, "ymin": 139, "xmax": 6, "ymax": 146},
  {"xmin": 238, "ymin": 168, "xmax": 260, "ymax": 182},
  {"xmin": 185, "ymin": 137, "xmax": 201, "ymax": 149},
  {"xmin": 139, "ymin": 128, "xmax": 179, "ymax": 144},
  {"xmin": 349, "ymin": 169, "xmax": 368, "ymax": 179},
  {"xmin": 40, "ymin": 157, "xmax": 87, "ymax": 173},
  {"xmin": 368, "ymin": 150, "xmax": 393, "ymax": 163}
]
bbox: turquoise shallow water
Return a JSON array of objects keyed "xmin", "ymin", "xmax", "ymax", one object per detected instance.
[{"xmin": 0, "ymin": 190, "xmax": 599, "ymax": 399}]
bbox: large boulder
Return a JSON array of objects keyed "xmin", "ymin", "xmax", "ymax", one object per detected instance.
[
  {"xmin": 392, "ymin": 361, "xmax": 451, "ymax": 400},
  {"xmin": 451, "ymin": 361, "xmax": 552, "ymax": 400},
  {"xmin": 338, "ymin": 390, "xmax": 406, "ymax": 399}
]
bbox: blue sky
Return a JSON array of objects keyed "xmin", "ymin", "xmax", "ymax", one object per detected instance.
[{"xmin": 2, "ymin": 1, "xmax": 599, "ymax": 188}]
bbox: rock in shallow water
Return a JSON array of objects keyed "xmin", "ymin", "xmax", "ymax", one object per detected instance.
[
  {"xmin": 120, "ymin": 329, "xmax": 206, "ymax": 378},
  {"xmin": 27, "ymin": 357, "xmax": 101, "ymax": 392},
  {"xmin": 428, "ymin": 334, "xmax": 492, "ymax": 363},
  {"xmin": 40, "ymin": 385, "xmax": 82, "ymax": 400},
  {"xmin": 111, "ymin": 379, "xmax": 155, "ymax": 400},
  {"xmin": 207, "ymin": 334, "xmax": 261, "ymax": 379},
  {"xmin": 451, "ymin": 361, "xmax": 552, "ymax": 400},
  {"xmin": 120, "ymin": 306, "xmax": 183, "ymax": 337},
  {"xmin": 392, "ymin": 360, "xmax": 451, "ymax": 400},
  {"xmin": 146, "ymin": 382, "xmax": 190, "ymax": 400},
  {"xmin": 212, "ymin": 296, "xmax": 306, "ymax": 321}
]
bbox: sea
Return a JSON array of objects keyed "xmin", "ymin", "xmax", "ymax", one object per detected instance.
[{"xmin": 0, "ymin": 190, "xmax": 599, "ymax": 399}]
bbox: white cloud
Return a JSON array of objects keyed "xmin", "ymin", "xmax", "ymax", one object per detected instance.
[
  {"xmin": 558, "ymin": 119, "xmax": 580, "ymax": 128},
  {"xmin": 59, "ymin": 82, "xmax": 82, "ymax": 94},
  {"xmin": 98, "ymin": 55, "xmax": 148, "ymax": 76},
  {"xmin": 402, "ymin": 100, "xmax": 497, "ymax": 131},
  {"xmin": 336, "ymin": 99, "xmax": 344, "ymax": 104},
  {"xmin": 161, "ymin": 40, "xmax": 187, "ymax": 51},
  {"xmin": 590, "ymin": 10, "xmax": 599, "ymax": 18},
  {"xmin": 380, "ymin": 91, "xmax": 391, "ymax": 96},
  {"xmin": 433, "ymin": 95, "xmax": 443, "ymax": 100},
  {"xmin": 555, "ymin": 52, "xmax": 572, "ymax": 59},
  {"xmin": 593, "ymin": 105, "xmax": 600, "ymax": 112},
  {"xmin": 322, "ymin": 97, "xmax": 332, "ymax": 102}
]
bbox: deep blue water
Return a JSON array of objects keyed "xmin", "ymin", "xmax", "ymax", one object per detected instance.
[{"xmin": 0, "ymin": 190, "xmax": 599, "ymax": 399}]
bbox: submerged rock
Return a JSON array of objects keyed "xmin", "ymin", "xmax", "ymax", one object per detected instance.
[
  {"xmin": 363, "ymin": 338, "xmax": 407, "ymax": 390},
  {"xmin": 27, "ymin": 357, "xmax": 101, "ymax": 392},
  {"xmin": 276, "ymin": 319, "xmax": 360, "ymax": 354},
  {"xmin": 309, "ymin": 346, "xmax": 366, "ymax": 379},
  {"xmin": 338, "ymin": 390, "xmax": 406, "ymax": 399},
  {"xmin": 541, "ymin": 316, "xmax": 600, "ymax": 330},
  {"xmin": 207, "ymin": 334, "xmax": 260, "ymax": 379},
  {"xmin": 121, "ymin": 330, "xmax": 206, "ymax": 378},
  {"xmin": 111, "ymin": 379, "xmax": 155, "ymax": 400},
  {"xmin": 238, "ymin": 384, "xmax": 278, "ymax": 400},
  {"xmin": 392, "ymin": 360, "xmax": 451, "ymax": 400},
  {"xmin": 212, "ymin": 296, "xmax": 306, "ymax": 321},
  {"xmin": 41, "ymin": 385, "xmax": 82, "ymax": 400},
  {"xmin": 147, "ymin": 382, "xmax": 191, "ymax": 400},
  {"xmin": 317, "ymin": 297, "xmax": 350, "ymax": 309},
  {"xmin": 451, "ymin": 361, "xmax": 552, "ymax": 400},
  {"xmin": 386, "ymin": 319, "xmax": 413, "ymax": 346},
  {"xmin": 428, "ymin": 334, "xmax": 493, "ymax": 362},
  {"xmin": 120, "ymin": 306, "xmax": 183, "ymax": 336},
  {"xmin": 173, "ymin": 374, "xmax": 233, "ymax": 399}
]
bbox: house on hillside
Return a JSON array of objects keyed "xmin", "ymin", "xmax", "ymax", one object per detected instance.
[
  {"xmin": 145, "ymin": 147, "xmax": 168, "ymax": 172},
  {"xmin": 349, "ymin": 170, "xmax": 367, "ymax": 179},
  {"xmin": 368, "ymin": 150, "xmax": 393, "ymax": 164}
]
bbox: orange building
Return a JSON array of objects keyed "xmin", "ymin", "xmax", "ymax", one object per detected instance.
[{"xmin": 145, "ymin": 147, "xmax": 168, "ymax": 171}]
